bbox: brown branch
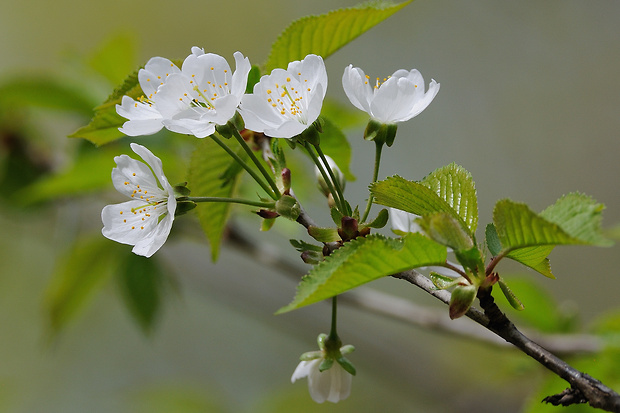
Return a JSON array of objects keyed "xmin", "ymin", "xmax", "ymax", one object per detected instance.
[{"xmin": 394, "ymin": 269, "xmax": 620, "ymax": 412}]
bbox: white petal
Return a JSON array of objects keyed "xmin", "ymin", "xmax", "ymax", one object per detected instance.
[
  {"xmin": 390, "ymin": 208, "xmax": 422, "ymax": 233},
  {"xmin": 102, "ymin": 200, "xmax": 164, "ymax": 246},
  {"xmin": 139, "ymin": 57, "xmax": 181, "ymax": 97},
  {"xmin": 230, "ymin": 51, "xmax": 251, "ymax": 98},
  {"xmin": 326, "ymin": 363, "xmax": 352, "ymax": 403},
  {"xmin": 116, "ymin": 96, "xmax": 164, "ymax": 136},
  {"xmin": 291, "ymin": 360, "xmax": 312, "ymax": 383},
  {"xmin": 342, "ymin": 65, "xmax": 373, "ymax": 114},
  {"xmin": 130, "ymin": 143, "xmax": 175, "ymax": 195},
  {"xmin": 131, "ymin": 212, "xmax": 175, "ymax": 257},
  {"xmin": 111, "ymin": 154, "xmax": 163, "ymax": 198}
]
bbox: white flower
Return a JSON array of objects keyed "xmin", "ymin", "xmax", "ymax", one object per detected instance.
[
  {"xmin": 101, "ymin": 143, "xmax": 177, "ymax": 257},
  {"xmin": 291, "ymin": 358, "xmax": 352, "ymax": 403},
  {"xmin": 117, "ymin": 47, "xmax": 251, "ymax": 138},
  {"xmin": 239, "ymin": 54, "xmax": 327, "ymax": 138},
  {"xmin": 342, "ymin": 64, "xmax": 439, "ymax": 124},
  {"xmin": 390, "ymin": 208, "xmax": 463, "ymax": 277}
]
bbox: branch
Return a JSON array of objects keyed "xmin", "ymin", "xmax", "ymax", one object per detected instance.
[{"xmin": 394, "ymin": 270, "xmax": 620, "ymax": 412}]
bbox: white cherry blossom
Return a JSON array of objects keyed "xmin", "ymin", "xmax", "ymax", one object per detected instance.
[
  {"xmin": 101, "ymin": 143, "xmax": 176, "ymax": 257},
  {"xmin": 117, "ymin": 47, "xmax": 251, "ymax": 138},
  {"xmin": 342, "ymin": 64, "xmax": 439, "ymax": 124},
  {"xmin": 239, "ymin": 54, "xmax": 327, "ymax": 138},
  {"xmin": 291, "ymin": 358, "xmax": 352, "ymax": 403}
]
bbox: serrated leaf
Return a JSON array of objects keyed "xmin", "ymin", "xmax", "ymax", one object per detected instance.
[
  {"xmin": 506, "ymin": 246, "xmax": 555, "ymax": 279},
  {"xmin": 498, "ymin": 279, "xmax": 525, "ymax": 311},
  {"xmin": 494, "ymin": 195, "xmax": 611, "ymax": 251},
  {"xmin": 265, "ymin": 0, "xmax": 413, "ymax": 71},
  {"xmin": 540, "ymin": 192, "xmax": 613, "ymax": 247},
  {"xmin": 117, "ymin": 253, "xmax": 166, "ymax": 333},
  {"xmin": 188, "ymin": 138, "xmax": 241, "ymax": 261},
  {"xmin": 371, "ymin": 168, "xmax": 476, "ymax": 236},
  {"xmin": 421, "ymin": 163, "xmax": 478, "ymax": 233},
  {"xmin": 318, "ymin": 117, "xmax": 355, "ymax": 181},
  {"xmin": 44, "ymin": 237, "xmax": 122, "ymax": 336},
  {"xmin": 485, "ymin": 223, "xmax": 502, "ymax": 256},
  {"xmin": 277, "ymin": 233, "xmax": 447, "ymax": 313}
]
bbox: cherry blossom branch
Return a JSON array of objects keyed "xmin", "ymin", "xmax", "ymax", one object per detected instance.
[{"xmin": 393, "ymin": 270, "xmax": 620, "ymax": 412}]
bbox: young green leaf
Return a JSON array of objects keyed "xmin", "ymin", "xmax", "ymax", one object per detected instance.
[
  {"xmin": 364, "ymin": 208, "xmax": 389, "ymax": 229},
  {"xmin": 449, "ymin": 284, "xmax": 477, "ymax": 319},
  {"xmin": 498, "ymin": 279, "xmax": 525, "ymax": 311},
  {"xmin": 308, "ymin": 226, "xmax": 341, "ymax": 243},
  {"xmin": 429, "ymin": 272, "xmax": 464, "ymax": 290},
  {"xmin": 276, "ymin": 233, "xmax": 447, "ymax": 313},
  {"xmin": 371, "ymin": 163, "xmax": 478, "ymax": 236},
  {"xmin": 485, "ymin": 223, "xmax": 502, "ymax": 256},
  {"xmin": 418, "ymin": 212, "xmax": 474, "ymax": 251},
  {"xmin": 506, "ymin": 246, "xmax": 555, "ymax": 279},
  {"xmin": 188, "ymin": 138, "xmax": 241, "ymax": 261},
  {"xmin": 265, "ymin": 0, "xmax": 414, "ymax": 71},
  {"xmin": 493, "ymin": 196, "xmax": 611, "ymax": 250},
  {"xmin": 421, "ymin": 163, "xmax": 478, "ymax": 233}
]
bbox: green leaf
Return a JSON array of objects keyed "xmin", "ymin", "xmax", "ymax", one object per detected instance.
[
  {"xmin": 371, "ymin": 163, "xmax": 478, "ymax": 236},
  {"xmin": 290, "ymin": 239, "xmax": 323, "ymax": 253},
  {"xmin": 498, "ymin": 279, "xmax": 525, "ymax": 311},
  {"xmin": 420, "ymin": 163, "xmax": 478, "ymax": 233},
  {"xmin": 277, "ymin": 233, "xmax": 447, "ymax": 313},
  {"xmin": 493, "ymin": 195, "xmax": 612, "ymax": 251},
  {"xmin": 44, "ymin": 236, "xmax": 122, "ymax": 336},
  {"xmin": 429, "ymin": 272, "xmax": 464, "ymax": 290},
  {"xmin": 318, "ymin": 117, "xmax": 355, "ymax": 181},
  {"xmin": 265, "ymin": 0, "xmax": 413, "ymax": 71},
  {"xmin": 506, "ymin": 245, "xmax": 555, "ymax": 279},
  {"xmin": 364, "ymin": 208, "xmax": 389, "ymax": 229},
  {"xmin": 188, "ymin": 138, "xmax": 241, "ymax": 261},
  {"xmin": 117, "ymin": 253, "xmax": 167, "ymax": 333},
  {"xmin": 485, "ymin": 223, "xmax": 502, "ymax": 256},
  {"xmin": 418, "ymin": 212, "xmax": 474, "ymax": 251},
  {"xmin": 540, "ymin": 192, "xmax": 613, "ymax": 247}
]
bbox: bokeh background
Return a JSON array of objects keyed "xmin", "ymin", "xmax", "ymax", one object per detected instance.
[{"xmin": 1, "ymin": 0, "xmax": 619, "ymax": 412}]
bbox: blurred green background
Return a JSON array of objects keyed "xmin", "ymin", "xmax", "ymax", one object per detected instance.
[{"xmin": 1, "ymin": 0, "xmax": 620, "ymax": 412}]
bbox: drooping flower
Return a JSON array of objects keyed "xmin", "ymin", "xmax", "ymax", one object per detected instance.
[
  {"xmin": 117, "ymin": 47, "xmax": 251, "ymax": 138},
  {"xmin": 101, "ymin": 143, "xmax": 177, "ymax": 257},
  {"xmin": 239, "ymin": 54, "xmax": 327, "ymax": 139},
  {"xmin": 291, "ymin": 333, "xmax": 355, "ymax": 404},
  {"xmin": 342, "ymin": 64, "xmax": 439, "ymax": 125},
  {"xmin": 291, "ymin": 358, "xmax": 352, "ymax": 403}
]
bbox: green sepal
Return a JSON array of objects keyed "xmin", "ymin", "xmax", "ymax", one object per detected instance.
[
  {"xmin": 300, "ymin": 350, "xmax": 323, "ymax": 361},
  {"xmin": 449, "ymin": 284, "xmax": 477, "ymax": 320},
  {"xmin": 275, "ymin": 195, "xmax": 300, "ymax": 220},
  {"xmin": 498, "ymin": 279, "xmax": 525, "ymax": 311},
  {"xmin": 340, "ymin": 344, "xmax": 355, "ymax": 355},
  {"xmin": 336, "ymin": 356, "xmax": 357, "ymax": 376},
  {"xmin": 300, "ymin": 123, "xmax": 320, "ymax": 146},
  {"xmin": 308, "ymin": 226, "xmax": 341, "ymax": 243},
  {"xmin": 364, "ymin": 208, "xmax": 389, "ymax": 229},
  {"xmin": 418, "ymin": 212, "xmax": 473, "ymax": 251},
  {"xmin": 172, "ymin": 182, "xmax": 191, "ymax": 197},
  {"xmin": 174, "ymin": 200, "xmax": 197, "ymax": 216},
  {"xmin": 319, "ymin": 357, "xmax": 334, "ymax": 372}
]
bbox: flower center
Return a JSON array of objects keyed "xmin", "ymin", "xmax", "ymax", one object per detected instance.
[
  {"xmin": 188, "ymin": 66, "xmax": 231, "ymax": 111},
  {"xmin": 266, "ymin": 77, "xmax": 309, "ymax": 124}
]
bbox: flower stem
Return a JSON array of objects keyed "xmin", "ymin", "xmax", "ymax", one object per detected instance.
[
  {"xmin": 230, "ymin": 127, "xmax": 281, "ymax": 199},
  {"xmin": 361, "ymin": 140, "xmax": 384, "ymax": 223},
  {"xmin": 313, "ymin": 143, "xmax": 347, "ymax": 214},
  {"xmin": 328, "ymin": 295, "xmax": 339, "ymax": 343},
  {"xmin": 303, "ymin": 141, "xmax": 346, "ymax": 214},
  {"xmin": 209, "ymin": 134, "xmax": 278, "ymax": 200},
  {"xmin": 188, "ymin": 197, "xmax": 275, "ymax": 209}
]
